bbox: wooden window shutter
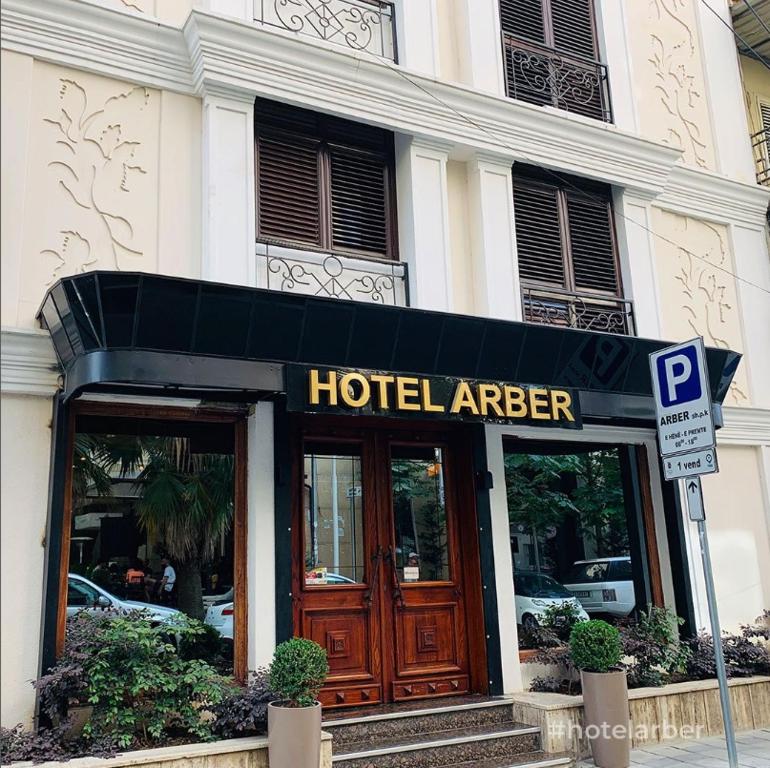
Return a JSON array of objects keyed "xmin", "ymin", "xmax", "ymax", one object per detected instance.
[
  {"xmin": 329, "ymin": 147, "xmax": 389, "ymax": 257},
  {"xmin": 565, "ymin": 192, "xmax": 618, "ymax": 294},
  {"xmin": 760, "ymin": 102, "xmax": 770, "ymax": 133},
  {"xmin": 512, "ymin": 181, "xmax": 565, "ymax": 286},
  {"xmin": 498, "ymin": 0, "xmax": 546, "ymax": 44},
  {"xmin": 550, "ymin": 0, "xmax": 597, "ymax": 60},
  {"xmin": 256, "ymin": 131, "xmax": 321, "ymax": 246}
]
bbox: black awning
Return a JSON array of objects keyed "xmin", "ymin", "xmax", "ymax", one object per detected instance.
[{"xmin": 37, "ymin": 271, "xmax": 741, "ymax": 414}]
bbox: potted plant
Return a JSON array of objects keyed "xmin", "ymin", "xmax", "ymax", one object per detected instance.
[
  {"xmin": 570, "ymin": 619, "xmax": 629, "ymax": 768},
  {"xmin": 268, "ymin": 638, "xmax": 329, "ymax": 768}
]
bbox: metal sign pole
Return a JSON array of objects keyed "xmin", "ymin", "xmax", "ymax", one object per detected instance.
[{"xmin": 693, "ymin": 480, "xmax": 738, "ymax": 768}]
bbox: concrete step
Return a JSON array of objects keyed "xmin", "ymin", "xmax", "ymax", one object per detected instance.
[
  {"xmin": 331, "ymin": 722, "xmax": 543, "ymax": 768},
  {"xmin": 323, "ymin": 695, "xmax": 518, "ymax": 749}
]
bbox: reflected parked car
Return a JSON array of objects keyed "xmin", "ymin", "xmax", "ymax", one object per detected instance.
[
  {"xmin": 514, "ymin": 572, "xmax": 589, "ymax": 629},
  {"xmin": 204, "ymin": 573, "xmax": 356, "ymax": 638},
  {"xmin": 67, "ymin": 573, "xmax": 180, "ymax": 623},
  {"xmin": 562, "ymin": 557, "xmax": 636, "ymax": 618}
]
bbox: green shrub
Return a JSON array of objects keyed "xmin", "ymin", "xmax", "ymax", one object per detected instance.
[
  {"xmin": 269, "ymin": 638, "xmax": 329, "ymax": 708},
  {"xmin": 621, "ymin": 605, "xmax": 690, "ymax": 687},
  {"xmin": 83, "ymin": 613, "xmax": 233, "ymax": 747},
  {"xmin": 569, "ymin": 619, "xmax": 622, "ymax": 673}
]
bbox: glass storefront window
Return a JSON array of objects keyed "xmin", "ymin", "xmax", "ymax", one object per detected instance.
[
  {"xmin": 303, "ymin": 442, "xmax": 365, "ymax": 585},
  {"xmin": 68, "ymin": 418, "xmax": 236, "ymax": 673},
  {"xmin": 391, "ymin": 445, "xmax": 449, "ymax": 582},
  {"xmin": 505, "ymin": 446, "xmax": 639, "ymax": 647}
]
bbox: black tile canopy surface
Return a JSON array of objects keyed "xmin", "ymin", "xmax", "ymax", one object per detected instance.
[{"xmin": 37, "ymin": 272, "xmax": 741, "ymax": 409}]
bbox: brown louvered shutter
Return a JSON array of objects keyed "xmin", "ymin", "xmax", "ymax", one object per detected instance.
[
  {"xmin": 257, "ymin": 131, "xmax": 321, "ymax": 246},
  {"xmin": 329, "ymin": 147, "xmax": 389, "ymax": 257},
  {"xmin": 565, "ymin": 192, "xmax": 618, "ymax": 294},
  {"xmin": 550, "ymin": 0, "xmax": 597, "ymax": 60},
  {"xmin": 512, "ymin": 181, "xmax": 565, "ymax": 287},
  {"xmin": 499, "ymin": 0, "xmax": 545, "ymax": 44}
]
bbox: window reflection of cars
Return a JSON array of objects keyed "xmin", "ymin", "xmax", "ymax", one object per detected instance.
[
  {"xmin": 205, "ymin": 573, "xmax": 355, "ymax": 639},
  {"xmin": 67, "ymin": 573, "xmax": 180, "ymax": 623},
  {"xmin": 514, "ymin": 572, "xmax": 589, "ymax": 629},
  {"xmin": 562, "ymin": 557, "xmax": 636, "ymax": 618}
]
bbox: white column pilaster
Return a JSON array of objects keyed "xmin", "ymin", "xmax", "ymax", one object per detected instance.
[
  {"xmin": 467, "ymin": 153, "xmax": 520, "ymax": 320},
  {"xmin": 200, "ymin": 0, "xmax": 251, "ymax": 21},
  {"xmin": 394, "ymin": 0, "xmax": 440, "ymax": 77},
  {"xmin": 485, "ymin": 425, "xmax": 523, "ymax": 694},
  {"xmin": 453, "ymin": 0, "xmax": 506, "ymax": 96},
  {"xmin": 395, "ymin": 135, "xmax": 453, "ymax": 311},
  {"xmin": 594, "ymin": 0, "xmax": 638, "ymax": 132},
  {"xmin": 248, "ymin": 402, "xmax": 276, "ymax": 671},
  {"xmin": 202, "ymin": 90, "xmax": 256, "ymax": 286},
  {"xmin": 729, "ymin": 223, "xmax": 770, "ymax": 409},
  {"xmin": 613, "ymin": 191, "xmax": 663, "ymax": 339},
  {"xmin": 693, "ymin": 0, "xmax": 755, "ymax": 180}
]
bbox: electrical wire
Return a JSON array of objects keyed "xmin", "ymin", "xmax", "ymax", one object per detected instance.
[
  {"xmin": 356, "ymin": 48, "xmax": 770, "ymax": 298},
  {"xmin": 698, "ymin": 0, "xmax": 770, "ymax": 69},
  {"xmin": 742, "ymin": 0, "xmax": 770, "ymax": 39}
]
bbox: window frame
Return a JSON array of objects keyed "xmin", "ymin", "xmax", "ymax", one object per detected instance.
[
  {"xmin": 512, "ymin": 171, "xmax": 624, "ymax": 300},
  {"xmin": 57, "ymin": 402, "xmax": 250, "ymax": 683},
  {"xmin": 254, "ymin": 113, "xmax": 399, "ymax": 263}
]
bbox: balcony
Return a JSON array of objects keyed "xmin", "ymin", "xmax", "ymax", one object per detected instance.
[
  {"xmin": 256, "ymin": 242, "xmax": 408, "ymax": 306},
  {"xmin": 253, "ymin": 0, "xmax": 396, "ymax": 61},
  {"xmin": 521, "ymin": 285, "xmax": 635, "ymax": 335},
  {"xmin": 751, "ymin": 128, "xmax": 770, "ymax": 187},
  {"xmin": 502, "ymin": 35, "xmax": 612, "ymax": 123}
]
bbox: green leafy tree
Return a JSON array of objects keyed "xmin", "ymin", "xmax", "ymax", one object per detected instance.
[
  {"xmin": 571, "ymin": 451, "xmax": 628, "ymax": 556},
  {"xmin": 135, "ymin": 438, "xmax": 234, "ymax": 619},
  {"xmin": 504, "ymin": 453, "xmax": 580, "ymax": 571}
]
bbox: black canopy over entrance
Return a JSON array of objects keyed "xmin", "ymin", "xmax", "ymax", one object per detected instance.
[{"xmin": 38, "ymin": 271, "xmax": 741, "ymax": 422}]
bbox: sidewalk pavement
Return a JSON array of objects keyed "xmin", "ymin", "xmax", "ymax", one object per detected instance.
[{"xmin": 577, "ymin": 729, "xmax": 770, "ymax": 767}]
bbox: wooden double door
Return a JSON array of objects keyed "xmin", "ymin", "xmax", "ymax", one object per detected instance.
[{"xmin": 291, "ymin": 418, "xmax": 486, "ymax": 709}]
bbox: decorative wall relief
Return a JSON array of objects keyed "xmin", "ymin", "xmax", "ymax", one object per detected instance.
[
  {"xmin": 16, "ymin": 62, "xmax": 161, "ymax": 326},
  {"xmin": 652, "ymin": 209, "xmax": 749, "ymax": 405},
  {"xmin": 41, "ymin": 79, "xmax": 150, "ymax": 283},
  {"xmin": 626, "ymin": 0, "xmax": 716, "ymax": 169}
]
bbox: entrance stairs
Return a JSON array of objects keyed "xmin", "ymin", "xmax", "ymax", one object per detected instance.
[{"xmin": 323, "ymin": 696, "xmax": 572, "ymax": 768}]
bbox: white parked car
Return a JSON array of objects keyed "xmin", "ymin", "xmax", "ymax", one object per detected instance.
[
  {"xmin": 562, "ymin": 557, "xmax": 636, "ymax": 618},
  {"xmin": 204, "ymin": 599, "xmax": 234, "ymax": 640},
  {"xmin": 67, "ymin": 573, "xmax": 180, "ymax": 623},
  {"xmin": 514, "ymin": 572, "xmax": 589, "ymax": 629}
]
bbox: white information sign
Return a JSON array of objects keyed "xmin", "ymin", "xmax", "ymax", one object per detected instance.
[
  {"xmin": 685, "ymin": 477, "xmax": 706, "ymax": 522},
  {"xmin": 649, "ymin": 338, "xmax": 716, "ymax": 458},
  {"xmin": 663, "ymin": 448, "xmax": 718, "ymax": 481}
]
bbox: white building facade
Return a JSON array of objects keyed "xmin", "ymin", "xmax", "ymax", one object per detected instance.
[{"xmin": 2, "ymin": 0, "xmax": 769, "ymax": 729}]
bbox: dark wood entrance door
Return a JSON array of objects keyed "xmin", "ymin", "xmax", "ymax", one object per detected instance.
[{"xmin": 291, "ymin": 419, "xmax": 484, "ymax": 709}]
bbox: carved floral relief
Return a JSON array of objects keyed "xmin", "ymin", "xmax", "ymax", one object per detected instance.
[
  {"xmin": 17, "ymin": 63, "xmax": 160, "ymax": 325},
  {"xmin": 627, "ymin": 0, "xmax": 716, "ymax": 169},
  {"xmin": 653, "ymin": 209, "xmax": 749, "ymax": 405}
]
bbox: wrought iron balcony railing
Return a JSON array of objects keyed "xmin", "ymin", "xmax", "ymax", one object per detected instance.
[
  {"xmin": 254, "ymin": 0, "xmax": 396, "ymax": 61},
  {"xmin": 522, "ymin": 285, "xmax": 634, "ymax": 335},
  {"xmin": 503, "ymin": 35, "xmax": 612, "ymax": 123},
  {"xmin": 751, "ymin": 129, "xmax": 770, "ymax": 187},
  {"xmin": 257, "ymin": 242, "xmax": 408, "ymax": 306}
]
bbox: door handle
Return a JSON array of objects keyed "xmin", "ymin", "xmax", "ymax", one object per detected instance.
[
  {"xmin": 363, "ymin": 545, "xmax": 384, "ymax": 608},
  {"xmin": 385, "ymin": 545, "xmax": 407, "ymax": 610}
]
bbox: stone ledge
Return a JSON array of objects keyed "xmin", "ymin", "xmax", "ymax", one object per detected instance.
[
  {"xmin": 511, "ymin": 675, "xmax": 770, "ymax": 712},
  {"xmin": 14, "ymin": 733, "xmax": 333, "ymax": 768}
]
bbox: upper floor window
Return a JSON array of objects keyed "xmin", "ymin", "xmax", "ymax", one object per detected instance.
[
  {"xmin": 253, "ymin": 0, "xmax": 397, "ymax": 62},
  {"xmin": 513, "ymin": 167, "xmax": 633, "ymax": 334},
  {"xmin": 255, "ymin": 98, "xmax": 398, "ymax": 261},
  {"xmin": 499, "ymin": 0, "xmax": 612, "ymax": 122}
]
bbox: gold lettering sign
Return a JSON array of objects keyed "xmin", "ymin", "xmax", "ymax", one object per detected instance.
[{"xmin": 304, "ymin": 368, "xmax": 580, "ymax": 427}]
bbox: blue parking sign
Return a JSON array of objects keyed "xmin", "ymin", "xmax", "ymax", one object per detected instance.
[
  {"xmin": 649, "ymin": 338, "xmax": 715, "ymax": 459},
  {"xmin": 655, "ymin": 345, "xmax": 702, "ymax": 407}
]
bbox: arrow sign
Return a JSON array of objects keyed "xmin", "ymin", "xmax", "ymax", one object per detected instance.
[{"xmin": 685, "ymin": 476, "xmax": 705, "ymax": 522}]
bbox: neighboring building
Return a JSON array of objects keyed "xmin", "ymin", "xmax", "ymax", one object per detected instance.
[{"xmin": 2, "ymin": 0, "xmax": 769, "ymax": 735}]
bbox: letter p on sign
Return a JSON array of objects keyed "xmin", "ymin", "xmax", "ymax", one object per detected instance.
[{"xmin": 656, "ymin": 346, "xmax": 701, "ymax": 407}]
